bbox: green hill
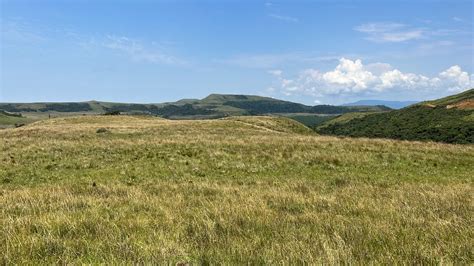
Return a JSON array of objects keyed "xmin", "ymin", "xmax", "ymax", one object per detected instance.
[{"xmin": 317, "ymin": 89, "xmax": 474, "ymax": 144}]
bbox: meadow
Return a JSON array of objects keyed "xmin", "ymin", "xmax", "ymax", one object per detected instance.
[{"xmin": 1, "ymin": 115, "xmax": 473, "ymax": 264}]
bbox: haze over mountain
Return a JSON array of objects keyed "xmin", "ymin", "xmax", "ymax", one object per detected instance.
[{"xmin": 343, "ymin": 100, "xmax": 419, "ymax": 109}]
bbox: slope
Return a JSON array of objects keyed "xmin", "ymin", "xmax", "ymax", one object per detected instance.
[{"xmin": 0, "ymin": 110, "xmax": 32, "ymax": 127}]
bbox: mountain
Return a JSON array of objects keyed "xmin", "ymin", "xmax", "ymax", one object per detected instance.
[
  {"xmin": 317, "ymin": 89, "xmax": 474, "ymax": 144},
  {"xmin": 0, "ymin": 94, "xmax": 391, "ymax": 121},
  {"xmin": 343, "ymin": 100, "xmax": 419, "ymax": 109}
]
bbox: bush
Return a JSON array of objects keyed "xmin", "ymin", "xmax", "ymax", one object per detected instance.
[
  {"xmin": 96, "ymin": 128, "xmax": 109, "ymax": 133},
  {"xmin": 104, "ymin": 111, "xmax": 121, "ymax": 116}
]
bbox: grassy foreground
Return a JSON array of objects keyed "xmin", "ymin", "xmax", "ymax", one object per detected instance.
[{"xmin": 1, "ymin": 115, "xmax": 473, "ymax": 264}]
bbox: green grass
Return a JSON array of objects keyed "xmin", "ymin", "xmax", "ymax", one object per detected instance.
[
  {"xmin": 1, "ymin": 115, "xmax": 473, "ymax": 264},
  {"xmin": 316, "ymin": 112, "xmax": 377, "ymax": 129},
  {"xmin": 278, "ymin": 113, "xmax": 336, "ymax": 128}
]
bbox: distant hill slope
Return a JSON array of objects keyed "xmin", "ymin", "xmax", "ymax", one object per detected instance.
[
  {"xmin": 224, "ymin": 116, "xmax": 314, "ymax": 135},
  {"xmin": 343, "ymin": 100, "xmax": 419, "ymax": 109},
  {"xmin": 0, "ymin": 110, "xmax": 31, "ymax": 127},
  {"xmin": 0, "ymin": 94, "xmax": 391, "ymax": 119},
  {"xmin": 317, "ymin": 89, "xmax": 474, "ymax": 144},
  {"xmin": 316, "ymin": 112, "xmax": 377, "ymax": 129}
]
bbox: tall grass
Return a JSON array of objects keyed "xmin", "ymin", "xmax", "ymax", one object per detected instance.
[{"xmin": 1, "ymin": 116, "xmax": 473, "ymax": 263}]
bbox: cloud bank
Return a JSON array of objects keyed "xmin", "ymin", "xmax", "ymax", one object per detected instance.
[{"xmin": 269, "ymin": 58, "xmax": 473, "ymax": 98}]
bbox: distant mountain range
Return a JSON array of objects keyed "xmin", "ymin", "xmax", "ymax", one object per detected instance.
[
  {"xmin": 0, "ymin": 94, "xmax": 390, "ymax": 119},
  {"xmin": 343, "ymin": 100, "xmax": 419, "ymax": 109},
  {"xmin": 318, "ymin": 89, "xmax": 474, "ymax": 144}
]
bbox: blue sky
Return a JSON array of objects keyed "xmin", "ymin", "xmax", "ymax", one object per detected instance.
[{"xmin": 1, "ymin": 0, "xmax": 472, "ymax": 105}]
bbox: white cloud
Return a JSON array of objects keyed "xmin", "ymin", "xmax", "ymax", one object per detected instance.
[
  {"xmin": 269, "ymin": 14, "xmax": 299, "ymax": 23},
  {"xmin": 102, "ymin": 35, "xmax": 188, "ymax": 66},
  {"xmin": 377, "ymin": 30, "xmax": 424, "ymax": 42},
  {"xmin": 321, "ymin": 58, "xmax": 377, "ymax": 91},
  {"xmin": 354, "ymin": 22, "xmax": 406, "ymax": 33},
  {"xmin": 438, "ymin": 65, "xmax": 471, "ymax": 92},
  {"xmin": 355, "ymin": 21, "xmax": 470, "ymax": 44},
  {"xmin": 268, "ymin": 69, "xmax": 282, "ymax": 76},
  {"xmin": 365, "ymin": 62, "xmax": 393, "ymax": 75},
  {"xmin": 355, "ymin": 22, "xmax": 424, "ymax": 43},
  {"xmin": 1, "ymin": 19, "xmax": 47, "ymax": 43},
  {"xmin": 270, "ymin": 58, "xmax": 473, "ymax": 97}
]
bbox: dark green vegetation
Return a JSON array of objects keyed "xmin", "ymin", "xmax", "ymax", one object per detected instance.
[
  {"xmin": 278, "ymin": 113, "xmax": 336, "ymax": 128},
  {"xmin": 0, "ymin": 102, "xmax": 92, "ymax": 112},
  {"xmin": 0, "ymin": 94, "xmax": 389, "ymax": 120},
  {"xmin": 1, "ymin": 115, "xmax": 473, "ymax": 264},
  {"xmin": 317, "ymin": 89, "xmax": 474, "ymax": 144}
]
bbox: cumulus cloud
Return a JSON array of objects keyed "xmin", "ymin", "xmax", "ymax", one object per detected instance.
[
  {"xmin": 271, "ymin": 58, "xmax": 473, "ymax": 98},
  {"xmin": 438, "ymin": 65, "xmax": 472, "ymax": 91}
]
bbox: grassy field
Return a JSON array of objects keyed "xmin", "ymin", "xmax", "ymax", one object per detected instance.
[{"xmin": 1, "ymin": 115, "xmax": 473, "ymax": 264}]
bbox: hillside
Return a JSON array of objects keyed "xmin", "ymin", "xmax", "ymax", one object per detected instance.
[
  {"xmin": 316, "ymin": 112, "xmax": 376, "ymax": 129},
  {"xmin": 417, "ymin": 88, "xmax": 474, "ymax": 108},
  {"xmin": 0, "ymin": 110, "xmax": 31, "ymax": 127},
  {"xmin": 1, "ymin": 115, "xmax": 472, "ymax": 264},
  {"xmin": 317, "ymin": 89, "xmax": 474, "ymax": 144},
  {"xmin": 0, "ymin": 94, "xmax": 390, "ymax": 121}
]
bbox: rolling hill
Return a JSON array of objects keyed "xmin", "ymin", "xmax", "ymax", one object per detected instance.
[
  {"xmin": 1, "ymin": 115, "xmax": 472, "ymax": 263},
  {"xmin": 317, "ymin": 89, "xmax": 474, "ymax": 144}
]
